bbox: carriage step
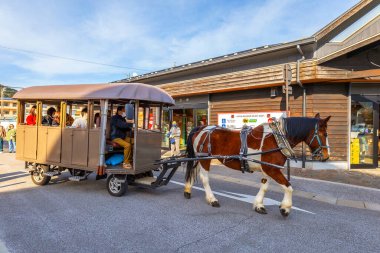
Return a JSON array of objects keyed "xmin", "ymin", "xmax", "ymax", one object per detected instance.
[
  {"xmin": 134, "ymin": 176, "xmax": 156, "ymax": 185},
  {"xmin": 27, "ymin": 168, "xmax": 36, "ymax": 173},
  {"xmin": 68, "ymin": 176, "xmax": 87, "ymax": 182},
  {"xmin": 44, "ymin": 171, "xmax": 61, "ymax": 177}
]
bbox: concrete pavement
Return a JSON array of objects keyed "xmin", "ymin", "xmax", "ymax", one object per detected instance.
[
  {"xmin": 0, "ymin": 154, "xmax": 380, "ymax": 253},
  {"xmin": 1, "ymin": 153, "xmax": 380, "ymax": 252},
  {"xmin": 207, "ymin": 165, "xmax": 380, "ymax": 212}
]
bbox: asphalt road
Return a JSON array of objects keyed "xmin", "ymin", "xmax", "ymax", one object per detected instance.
[{"xmin": 1, "ymin": 158, "xmax": 380, "ymax": 253}]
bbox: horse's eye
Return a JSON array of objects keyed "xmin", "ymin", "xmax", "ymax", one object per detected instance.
[{"xmin": 324, "ymin": 133, "xmax": 328, "ymax": 137}]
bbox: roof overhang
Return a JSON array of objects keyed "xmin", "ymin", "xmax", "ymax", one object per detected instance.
[
  {"xmin": 348, "ymin": 69, "xmax": 380, "ymax": 79},
  {"xmin": 13, "ymin": 83, "xmax": 175, "ymax": 105},
  {"xmin": 119, "ymin": 37, "xmax": 316, "ymax": 83},
  {"xmin": 318, "ymin": 33, "xmax": 380, "ymax": 64}
]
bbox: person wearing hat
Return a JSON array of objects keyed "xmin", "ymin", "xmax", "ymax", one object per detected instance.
[
  {"xmin": 169, "ymin": 121, "xmax": 181, "ymax": 156},
  {"xmin": 26, "ymin": 105, "xmax": 37, "ymax": 125}
]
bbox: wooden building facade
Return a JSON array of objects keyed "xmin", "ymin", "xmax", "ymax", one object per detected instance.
[{"xmin": 118, "ymin": 0, "xmax": 380, "ymax": 169}]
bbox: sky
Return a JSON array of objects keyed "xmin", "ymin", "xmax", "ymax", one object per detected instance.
[{"xmin": 0, "ymin": 0, "xmax": 360, "ymax": 88}]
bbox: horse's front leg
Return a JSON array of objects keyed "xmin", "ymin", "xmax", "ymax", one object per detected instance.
[
  {"xmin": 254, "ymin": 177, "xmax": 270, "ymax": 214},
  {"xmin": 280, "ymin": 184, "xmax": 293, "ymax": 217},
  {"xmin": 199, "ymin": 164, "xmax": 220, "ymax": 207},
  {"xmin": 262, "ymin": 167, "xmax": 293, "ymax": 217}
]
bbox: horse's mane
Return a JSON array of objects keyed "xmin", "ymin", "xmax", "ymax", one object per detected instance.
[{"xmin": 283, "ymin": 117, "xmax": 318, "ymax": 141}]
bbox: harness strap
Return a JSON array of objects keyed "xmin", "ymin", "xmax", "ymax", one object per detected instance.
[
  {"xmin": 239, "ymin": 125, "xmax": 252, "ymax": 173},
  {"xmin": 308, "ymin": 123, "xmax": 329, "ymax": 158},
  {"xmin": 198, "ymin": 126, "xmax": 217, "ymax": 155}
]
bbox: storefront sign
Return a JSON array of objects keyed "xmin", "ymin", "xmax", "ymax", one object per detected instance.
[{"xmin": 218, "ymin": 112, "xmax": 286, "ymax": 129}]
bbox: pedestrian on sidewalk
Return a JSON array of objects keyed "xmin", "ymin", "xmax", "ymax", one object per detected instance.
[
  {"xmin": 169, "ymin": 121, "xmax": 181, "ymax": 156},
  {"xmin": 0, "ymin": 124, "xmax": 6, "ymax": 153},
  {"xmin": 6, "ymin": 124, "xmax": 16, "ymax": 153}
]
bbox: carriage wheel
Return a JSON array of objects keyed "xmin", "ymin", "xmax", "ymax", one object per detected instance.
[
  {"xmin": 107, "ymin": 175, "xmax": 127, "ymax": 197},
  {"xmin": 31, "ymin": 164, "xmax": 51, "ymax": 186}
]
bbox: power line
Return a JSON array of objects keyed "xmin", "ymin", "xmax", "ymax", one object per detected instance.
[{"xmin": 0, "ymin": 44, "xmax": 151, "ymax": 72}]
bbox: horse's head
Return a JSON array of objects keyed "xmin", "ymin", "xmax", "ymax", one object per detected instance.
[{"xmin": 306, "ymin": 113, "xmax": 331, "ymax": 162}]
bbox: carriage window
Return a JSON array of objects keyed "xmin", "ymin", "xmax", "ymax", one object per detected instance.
[
  {"xmin": 22, "ymin": 102, "xmax": 38, "ymax": 125},
  {"xmin": 93, "ymin": 109, "xmax": 101, "ymax": 129},
  {"xmin": 67, "ymin": 103, "xmax": 88, "ymax": 128},
  {"xmin": 137, "ymin": 106, "xmax": 161, "ymax": 130},
  {"xmin": 41, "ymin": 103, "xmax": 59, "ymax": 126},
  {"xmin": 138, "ymin": 107, "xmax": 144, "ymax": 129}
]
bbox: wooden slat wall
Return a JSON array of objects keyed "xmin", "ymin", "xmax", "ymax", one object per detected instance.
[
  {"xmin": 308, "ymin": 84, "xmax": 349, "ymax": 161},
  {"xmin": 209, "ymin": 83, "xmax": 348, "ymax": 161},
  {"xmin": 157, "ymin": 60, "xmax": 319, "ymax": 97}
]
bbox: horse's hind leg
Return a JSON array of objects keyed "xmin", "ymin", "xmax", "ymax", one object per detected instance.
[
  {"xmin": 199, "ymin": 162, "xmax": 220, "ymax": 207},
  {"xmin": 184, "ymin": 164, "xmax": 199, "ymax": 199},
  {"xmin": 263, "ymin": 168, "xmax": 293, "ymax": 217},
  {"xmin": 254, "ymin": 177, "xmax": 270, "ymax": 214}
]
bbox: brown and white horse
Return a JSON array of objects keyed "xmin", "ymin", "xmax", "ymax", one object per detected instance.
[{"xmin": 184, "ymin": 114, "xmax": 331, "ymax": 217}]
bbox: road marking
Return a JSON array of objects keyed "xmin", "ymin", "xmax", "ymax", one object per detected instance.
[{"xmin": 170, "ymin": 180, "xmax": 315, "ymax": 214}]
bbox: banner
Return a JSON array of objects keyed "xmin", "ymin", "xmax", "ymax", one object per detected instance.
[{"xmin": 218, "ymin": 112, "xmax": 286, "ymax": 129}]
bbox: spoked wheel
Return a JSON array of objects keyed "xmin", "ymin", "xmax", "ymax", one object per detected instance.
[
  {"xmin": 31, "ymin": 164, "xmax": 51, "ymax": 186},
  {"xmin": 107, "ymin": 175, "xmax": 127, "ymax": 197}
]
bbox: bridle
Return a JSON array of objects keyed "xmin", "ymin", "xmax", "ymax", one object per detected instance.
[{"xmin": 307, "ymin": 123, "xmax": 329, "ymax": 160}]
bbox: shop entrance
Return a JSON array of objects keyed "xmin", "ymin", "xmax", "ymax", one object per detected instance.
[
  {"xmin": 162, "ymin": 108, "xmax": 208, "ymax": 148},
  {"xmin": 350, "ymin": 95, "xmax": 379, "ymax": 168}
]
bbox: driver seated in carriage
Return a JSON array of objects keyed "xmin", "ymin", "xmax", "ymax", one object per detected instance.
[{"xmin": 110, "ymin": 106, "xmax": 133, "ymax": 169}]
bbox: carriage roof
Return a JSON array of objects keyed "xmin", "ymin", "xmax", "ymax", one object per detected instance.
[{"xmin": 13, "ymin": 82, "xmax": 175, "ymax": 105}]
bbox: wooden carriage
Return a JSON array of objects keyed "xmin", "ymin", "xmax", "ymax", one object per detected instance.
[{"xmin": 13, "ymin": 83, "xmax": 176, "ymax": 196}]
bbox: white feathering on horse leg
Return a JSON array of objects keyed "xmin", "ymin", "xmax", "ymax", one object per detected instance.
[
  {"xmin": 184, "ymin": 166, "xmax": 198, "ymax": 194},
  {"xmin": 199, "ymin": 165, "xmax": 218, "ymax": 204},
  {"xmin": 280, "ymin": 185, "xmax": 293, "ymax": 209},
  {"xmin": 253, "ymin": 178, "xmax": 269, "ymax": 209}
]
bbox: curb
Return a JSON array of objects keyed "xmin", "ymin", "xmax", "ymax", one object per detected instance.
[{"xmin": 207, "ymin": 173, "xmax": 380, "ymax": 213}]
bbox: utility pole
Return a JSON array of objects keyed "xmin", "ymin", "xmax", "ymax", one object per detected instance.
[{"xmin": 283, "ymin": 64, "xmax": 292, "ymax": 116}]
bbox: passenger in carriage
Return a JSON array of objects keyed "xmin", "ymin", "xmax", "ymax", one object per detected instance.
[
  {"xmin": 53, "ymin": 105, "xmax": 74, "ymax": 127},
  {"xmin": 94, "ymin": 112, "xmax": 101, "ymax": 128},
  {"xmin": 26, "ymin": 105, "xmax": 37, "ymax": 125},
  {"xmin": 42, "ymin": 107, "xmax": 56, "ymax": 126},
  {"xmin": 110, "ymin": 106, "xmax": 133, "ymax": 169},
  {"xmin": 71, "ymin": 107, "xmax": 88, "ymax": 128}
]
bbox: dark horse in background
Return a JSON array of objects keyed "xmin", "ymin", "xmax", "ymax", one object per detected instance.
[{"xmin": 184, "ymin": 113, "xmax": 331, "ymax": 217}]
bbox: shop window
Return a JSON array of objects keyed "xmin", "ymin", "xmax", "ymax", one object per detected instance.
[{"xmin": 351, "ymin": 100, "xmax": 375, "ymax": 166}]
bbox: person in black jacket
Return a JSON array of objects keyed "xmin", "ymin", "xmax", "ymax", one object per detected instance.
[{"xmin": 111, "ymin": 106, "xmax": 133, "ymax": 169}]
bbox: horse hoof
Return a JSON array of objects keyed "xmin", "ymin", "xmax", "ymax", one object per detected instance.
[
  {"xmin": 255, "ymin": 206, "xmax": 267, "ymax": 214},
  {"xmin": 211, "ymin": 201, "xmax": 220, "ymax": 207},
  {"xmin": 184, "ymin": 192, "xmax": 191, "ymax": 199},
  {"xmin": 280, "ymin": 208, "xmax": 290, "ymax": 217}
]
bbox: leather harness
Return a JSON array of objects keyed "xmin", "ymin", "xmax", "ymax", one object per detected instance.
[{"xmin": 194, "ymin": 120, "xmax": 295, "ymax": 173}]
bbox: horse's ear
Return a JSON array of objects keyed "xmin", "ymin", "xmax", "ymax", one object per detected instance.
[
  {"xmin": 314, "ymin": 113, "xmax": 320, "ymax": 119},
  {"xmin": 324, "ymin": 116, "xmax": 331, "ymax": 122}
]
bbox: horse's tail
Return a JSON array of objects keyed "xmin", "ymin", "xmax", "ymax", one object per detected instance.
[{"xmin": 185, "ymin": 126, "xmax": 203, "ymax": 182}]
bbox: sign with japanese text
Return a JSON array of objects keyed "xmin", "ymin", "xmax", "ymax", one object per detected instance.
[{"xmin": 218, "ymin": 112, "xmax": 286, "ymax": 129}]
